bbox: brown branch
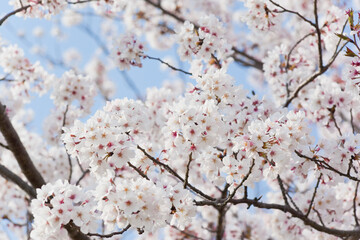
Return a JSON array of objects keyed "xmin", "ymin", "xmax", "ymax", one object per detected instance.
[
  {"xmin": 232, "ymin": 47, "xmax": 264, "ymax": 71},
  {"xmin": 87, "ymin": 224, "xmax": 131, "ymax": 238},
  {"xmin": 285, "ymin": 191, "xmax": 302, "ymax": 213},
  {"xmin": 0, "ymin": 103, "xmax": 90, "ymax": 240},
  {"xmin": 2, "ymin": 216, "xmax": 27, "ymax": 226},
  {"xmin": 183, "ymin": 152, "xmax": 193, "ymax": 188},
  {"xmin": 64, "ymin": 221, "xmax": 91, "ymax": 240},
  {"xmin": 313, "ymin": 208, "xmax": 326, "ymax": 227},
  {"xmin": 137, "ymin": 145, "xmax": 216, "ymax": 201},
  {"xmin": 127, "ymin": 162, "xmax": 149, "ymax": 180},
  {"xmin": 277, "ymin": 175, "xmax": 290, "ymax": 206},
  {"xmin": 145, "ymin": 55, "xmax": 192, "ymax": 76},
  {"xmin": 0, "ymin": 142, "xmax": 10, "ymax": 150},
  {"xmin": 0, "ymin": 163, "xmax": 36, "ymax": 198},
  {"xmin": 229, "ymin": 198, "xmax": 360, "ymax": 238},
  {"xmin": 75, "ymin": 169, "xmax": 90, "ymax": 186},
  {"xmin": 295, "ymin": 150, "xmax": 360, "ymax": 182},
  {"xmin": 215, "ymin": 183, "xmax": 230, "ymax": 240},
  {"xmin": 327, "ymin": 105, "xmax": 342, "ymax": 136},
  {"xmin": 350, "ymin": 109, "xmax": 356, "ymax": 134},
  {"xmin": 313, "ymin": 0, "xmax": 323, "ymax": 69},
  {"xmin": 0, "ymin": 5, "xmax": 31, "ymax": 26},
  {"xmin": 283, "ymin": 19, "xmax": 348, "ymax": 107},
  {"xmin": 61, "ymin": 105, "xmax": 73, "ymax": 183},
  {"xmin": 222, "ymin": 159, "xmax": 255, "ymax": 206},
  {"xmin": 306, "ymin": 173, "xmax": 322, "ymax": 217},
  {"xmin": 269, "ymin": 0, "xmax": 315, "ymax": 27},
  {"xmin": 286, "ymin": 32, "xmax": 315, "ymax": 71},
  {"xmin": 354, "ymin": 182, "xmax": 360, "ymax": 226},
  {"xmin": 0, "ymin": 103, "xmax": 45, "ymax": 188}
]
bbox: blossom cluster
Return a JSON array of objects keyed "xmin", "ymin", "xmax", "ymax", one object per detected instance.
[
  {"xmin": 239, "ymin": 0, "xmax": 279, "ymax": 31},
  {"xmin": 0, "ymin": 44, "xmax": 53, "ymax": 105},
  {"xmin": 51, "ymin": 70, "xmax": 96, "ymax": 114},
  {"xmin": 176, "ymin": 15, "xmax": 232, "ymax": 62},
  {"xmin": 9, "ymin": 0, "xmax": 67, "ymax": 18},
  {"xmin": 111, "ymin": 33, "xmax": 145, "ymax": 70},
  {"xmin": 30, "ymin": 180, "xmax": 97, "ymax": 240}
]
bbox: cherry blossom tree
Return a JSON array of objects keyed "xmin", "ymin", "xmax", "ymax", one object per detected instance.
[{"xmin": 1, "ymin": 0, "xmax": 360, "ymax": 239}]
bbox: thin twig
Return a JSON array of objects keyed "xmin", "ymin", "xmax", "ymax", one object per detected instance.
[
  {"xmin": 327, "ymin": 105, "xmax": 342, "ymax": 136},
  {"xmin": 313, "ymin": 0, "xmax": 323, "ymax": 69},
  {"xmin": 145, "ymin": 55, "xmax": 192, "ymax": 76},
  {"xmin": 286, "ymin": 32, "xmax": 315, "ymax": 71},
  {"xmin": 76, "ymin": 169, "xmax": 90, "ymax": 186},
  {"xmin": 0, "ymin": 163, "xmax": 36, "ymax": 198},
  {"xmin": 0, "ymin": 142, "xmax": 10, "ymax": 150},
  {"xmin": 283, "ymin": 20, "xmax": 348, "ymax": 107},
  {"xmin": 285, "ymin": 191, "xmax": 302, "ymax": 213},
  {"xmin": 306, "ymin": 173, "xmax": 322, "ymax": 217},
  {"xmin": 0, "ymin": 5, "xmax": 31, "ymax": 26},
  {"xmin": 350, "ymin": 108, "xmax": 356, "ymax": 134},
  {"xmin": 137, "ymin": 145, "xmax": 216, "ymax": 201},
  {"xmin": 354, "ymin": 182, "xmax": 360, "ymax": 226},
  {"xmin": 295, "ymin": 150, "xmax": 360, "ymax": 182},
  {"xmin": 269, "ymin": 0, "xmax": 315, "ymax": 27},
  {"xmin": 80, "ymin": 25, "xmax": 142, "ymax": 99},
  {"xmin": 127, "ymin": 162, "xmax": 149, "ymax": 180},
  {"xmin": 2, "ymin": 216, "xmax": 27, "ymax": 226},
  {"xmin": 87, "ymin": 224, "xmax": 131, "ymax": 238},
  {"xmin": 61, "ymin": 105, "xmax": 73, "ymax": 183},
  {"xmin": 183, "ymin": 152, "xmax": 193, "ymax": 188},
  {"xmin": 0, "ymin": 103, "xmax": 45, "ymax": 188},
  {"xmin": 277, "ymin": 175, "xmax": 290, "ymax": 206},
  {"xmin": 313, "ymin": 208, "xmax": 326, "ymax": 227},
  {"xmin": 222, "ymin": 159, "xmax": 255, "ymax": 206}
]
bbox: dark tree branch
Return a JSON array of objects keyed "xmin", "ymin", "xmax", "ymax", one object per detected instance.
[
  {"xmin": 0, "ymin": 5, "xmax": 31, "ymax": 26},
  {"xmin": 137, "ymin": 145, "xmax": 216, "ymax": 201},
  {"xmin": 283, "ymin": 20, "xmax": 348, "ymax": 107},
  {"xmin": 0, "ymin": 163, "xmax": 36, "ymax": 198},
  {"xmin": 0, "ymin": 103, "xmax": 45, "ymax": 189},
  {"xmin": 286, "ymin": 32, "xmax": 315, "ymax": 71},
  {"xmin": 313, "ymin": 0, "xmax": 323, "ymax": 69},
  {"xmin": 0, "ymin": 142, "xmax": 10, "ymax": 150},
  {"xmin": 277, "ymin": 175, "xmax": 290, "ymax": 206},
  {"xmin": 61, "ymin": 105, "xmax": 73, "ymax": 183},
  {"xmin": 229, "ymin": 198, "xmax": 360, "ymax": 238},
  {"xmin": 75, "ymin": 169, "xmax": 90, "ymax": 186},
  {"xmin": 145, "ymin": 55, "xmax": 192, "ymax": 76},
  {"xmin": 350, "ymin": 108, "xmax": 356, "ymax": 134},
  {"xmin": 295, "ymin": 150, "xmax": 360, "ymax": 182},
  {"xmin": 306, "ymin": 173, "xmax": 322, "ymax": 217},
  {"xmin": 144, "ymin": 55, "xmax": 192, "ymax": 76},
  {"xmin": 183, "ymin": 152, "xmax": 193, "ymax": 188},
  {"xmin": 354, "ymin": 182, "xmax": 360, "ymax": 226},
  {"xmin": 87, "ymin": 224, "xmax": 131, "ymax": 238},
  {"xmin": 0, "ymin": 103, "xmax": 90, "ymax": 240},
  {"xmin": 222, "ymin": 159, "xmax": 255, "ymax": 206},
  {"xmin": 127, "ymin": 162, "xmax": 149, "ymax": 180},
  {"xmin": 327, "ymin": 105, "xmax": 342, "ymax": 136},
  {"xmin": 269, "ymin": 0, "xmax": 315, "ymax": 27},
  {"xmin": 64, "ymin": 221, "xmax": 91, "ymax": 240}
]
